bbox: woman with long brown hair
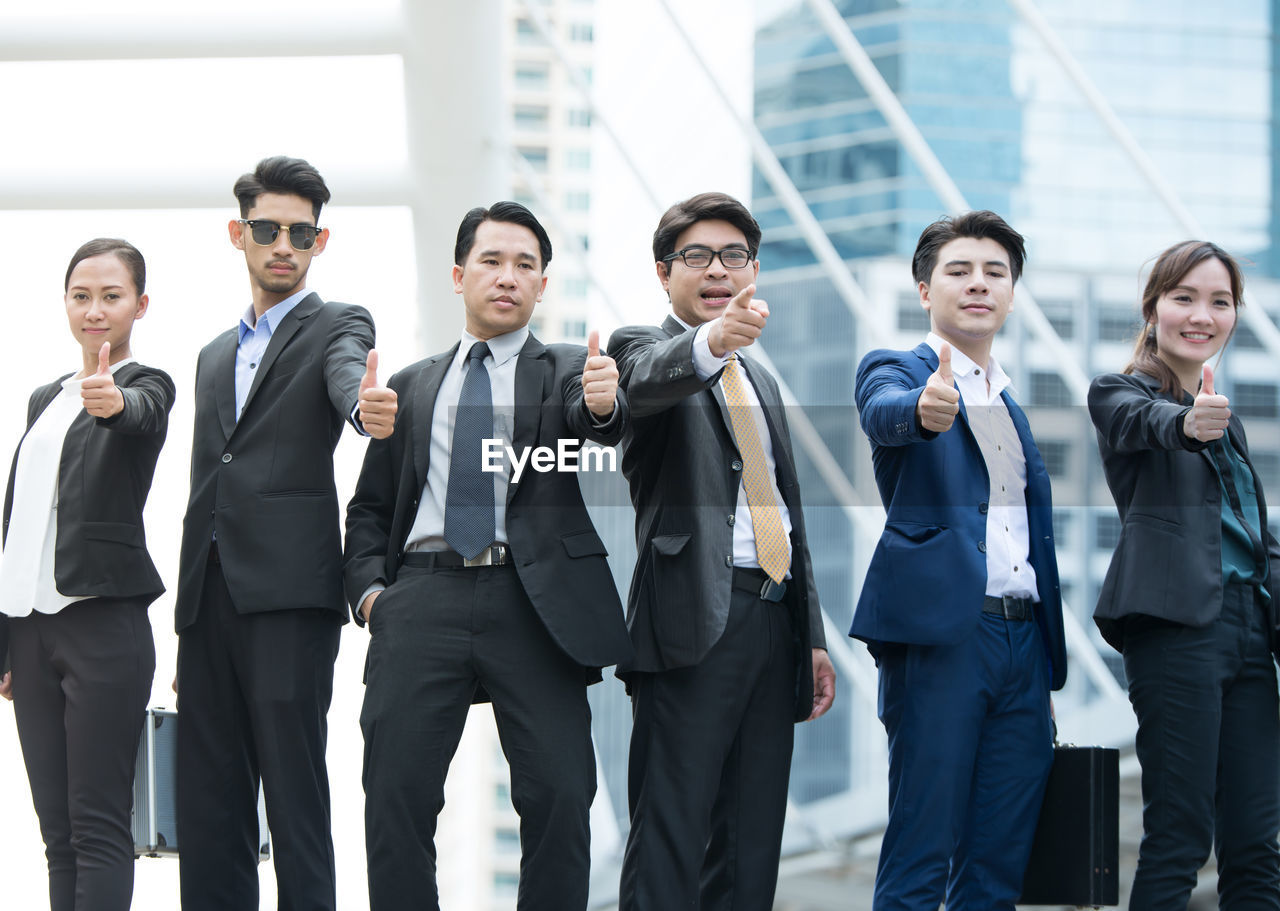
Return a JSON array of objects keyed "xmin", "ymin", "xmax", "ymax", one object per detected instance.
[{"xmin": 1089, "ymin": 240, "xmax": 1280, "ymax": 908}]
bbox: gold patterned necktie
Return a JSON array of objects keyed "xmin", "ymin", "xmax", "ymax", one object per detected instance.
[{"xmin": 720, "ymin": 355, "xmax": 791, "ymax": 583}]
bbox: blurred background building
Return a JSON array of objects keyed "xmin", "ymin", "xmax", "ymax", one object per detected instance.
[{"xmin": 0, "ymin": 0, "xmax": 1276, "ymax": 908}]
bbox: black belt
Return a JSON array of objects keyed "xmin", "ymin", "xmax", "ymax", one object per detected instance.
[
  {"xmin": 982, "ymin": 594, "xmax": 1035, "ymax": 621},
  {"xmin": 402, "ymin": 545, "xmax": 510, "ymax": 569},
  {"xmin": 731, "ymin": 567, "xmax": 787, "ymax": 603}
]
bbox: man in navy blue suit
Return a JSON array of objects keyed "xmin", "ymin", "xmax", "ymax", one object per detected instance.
[{"xmin": 852, "ymin": 210, "xmax": 1067, "ymax": 910}]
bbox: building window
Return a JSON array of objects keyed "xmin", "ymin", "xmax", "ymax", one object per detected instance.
[
  {"xmin": 1095, "ymin": 512, "xmax": 1121, "ymax": 550},
  {"xmin": 1051, "ymin": 508, "xmax": 1071, "ymax": 546},
  {"xmin": 515, "ymin": 18, "xmax": 544, "ymax": 46},
  {"xmin": 1252, "ymin": 451, "xmax": 1280, "ymax": 489},
  {"xmin": 568, "ymin": 107, "xmax": 592, "ymax": 128},
  {"xmin": 565, "ymin": 190, "xmax": 591, "ymax": 211},
  {"xmin": 1039, "ymin": 440, "xmax": 1069, "ymax": 478},
  {"xmin": 1039, "ymin": 300, "xmax": 1074, "ymax": 340},
  {"xmin": 495, "ymin": 781, "xmax": 511, "ymax": 810},
  {"xmin": 517, "ymin": 146, "xmax": 549, "ymax": 172},
  {"xmin": 562, "ymin": 318, "xmax": 588, "ymax": 339},
  {"xmin": 514, "ymin": 104, "xmax": 550, "ymax": 131},
  {"xmin": 569, "ymin": 22, "xmax": 594, "ymax": 42},
  {"xmin": 1097, "ymin": 308, "xmax": 1139, "ymax": 343},
  {"xmin": 515, "ymin": 62, "xmax": 550, "ymax": 89},
  {"xmin": 1029, "ymin": 371, "xmax": 1072, "ymax": 407},
  {"xmin": 563, "ymin": 277, "xmax": 589, "ymax": 298},
  {"xmin": 897, "ymin": 293, "xmax": 929, "ymax": 332},
  {"xmin": 1232, "ymin": 323, "xmax": 1264, "ymax": 350},
  {"xmin": 1234, "ymin": 382, "xmax": 1278, "ymax": 418},
  {"xmin": 566, "ymin": 148, "xmax": 591, "ymax": 170},
  {"xmin": 494, "ymin": 872, "xmax": 520, "ymax": 896},
  {"xmin": 494, "ymin": 828, "xmax": 520, "ymax": 853}
]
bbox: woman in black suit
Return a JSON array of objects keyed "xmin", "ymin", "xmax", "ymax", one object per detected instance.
[
  {"xmin": 1089, "ymin": 240, "xmax": 1280, "ymax": 909},
  {"xmin": 0, "ymin": 238, "xmax": 174, "ymax": 911}
]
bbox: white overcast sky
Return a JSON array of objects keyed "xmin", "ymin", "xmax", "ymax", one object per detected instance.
[{"xmin": 0, "ymin": 1, "xmax": 760, "ymax": 907}]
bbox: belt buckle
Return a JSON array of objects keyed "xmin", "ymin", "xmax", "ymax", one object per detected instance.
[
  {"xmin": 1000, "ymin": 594, "xmax": 1026, "ymax": 620},
  {"xmin": 759, "ymin": 577, "xmax": 787, "ymax": 603},
  {"xmin": 463, "ymin": 544, "xmax": 505, "ymax": 568}
]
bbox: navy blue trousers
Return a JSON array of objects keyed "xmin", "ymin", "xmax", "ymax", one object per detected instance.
[
  {"xmin": 1124, "ymin": 583, "xmax": 1280, "ymax": 910},
  {"xmin": 873, "ymin": 612, "xmax": 1053, "ymax": 911}
]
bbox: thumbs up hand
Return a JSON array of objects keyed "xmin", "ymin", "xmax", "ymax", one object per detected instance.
[
  {"xmin": 915, "ymin": 342, "xmax": 960, "ymax": 433},
  {"xmin": 1183, "ymin": 364, "xmax": 1231, "ymax": 442},
  {"xmin": 81, "ymin": 342, "xmax": 124, "ymax": 418},
  {"xmin": 707, "ymin": 284, "xmax": 769, "ymax": 358},
  {"xmin": 581, "ymin": 329, "xmax": 619, "ymax": 418},
  {"xmin": 358, "ymin": 349, "xmax": 398, "ymax": 440}
]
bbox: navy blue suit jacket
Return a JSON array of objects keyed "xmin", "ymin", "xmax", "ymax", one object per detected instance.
[{"xmin": 851, "ymin": 343, "xmax": 1067, "ymax": 690}]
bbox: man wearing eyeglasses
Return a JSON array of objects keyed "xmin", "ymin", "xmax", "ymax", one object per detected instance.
[
  {"xmin": 173, "ymin": 155, "xmax": 397, "ymax": 911},
  {"xmin": 608, "ymin": 192, "xmax": 836, "ymax": 910}
]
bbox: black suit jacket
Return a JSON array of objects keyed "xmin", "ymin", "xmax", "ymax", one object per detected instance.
[
  {"xmin": 3, "ymin": 361, "xmax": 174, "ymax": 602},
  {"xmin": 175, "ymin": 293, "xmax": 373, "ymax": 631},
  {"xmin": 608, "ymin": 317, "xmax": 825, "ymax": 722},
  {"xmin": 1089, "ymin": 371, "xmax": 1280, "ymax": 649},
  {"xmin": 343, "ymin": 334, "xmax": 633, "ymax": 670}
]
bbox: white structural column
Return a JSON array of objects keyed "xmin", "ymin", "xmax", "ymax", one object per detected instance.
[{"xmin": 402, "ymin": 0, "xmax": 510, "ymax": 349}]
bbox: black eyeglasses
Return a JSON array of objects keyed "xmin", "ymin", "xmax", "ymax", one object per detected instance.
[
  {"xmin": 239, "ymin": 219, "xmax": 322, "ymax": 251},
  {"xmin": 662, "ymin": 246, "xmax": 754, "ymax": 270}
]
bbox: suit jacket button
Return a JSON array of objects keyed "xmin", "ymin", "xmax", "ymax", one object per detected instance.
[
  {"xmin": 221, "ymin": 453, "xmax": 233, "ymax": 463},
  {"xmin": 727, "ymin": 514, "xmax": 735, "ymax": 526},
  {"xmin": 731, "ymin": 460, "xmax": 743, "ymax": 471},
  {"xmin": 978, "ymin": 502, "xmax": 988, "ymax": 514},
  {"xmin": 977, "ymin": 541, "xmax": 987, "ymax": 553},
  {"xmin": 724, "ymin": 555, "xmax": 733, "ymax": 567}
]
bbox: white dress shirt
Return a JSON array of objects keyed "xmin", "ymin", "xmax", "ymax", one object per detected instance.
[
  {"xmin": 683, "ymin": 316, "xmax": 794, "ymax": 576},
  {"xmin": 925, "ymin": 333, "xmax": 1037, "ymax": 600},
  {"xmin": 0, "ymin": 360, "xmax": 137, "ymax": 617}
]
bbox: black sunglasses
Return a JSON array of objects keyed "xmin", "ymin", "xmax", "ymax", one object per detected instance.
[{"xmin": 239, "ymin": 219, "xmax": 322, "ymax": 251}]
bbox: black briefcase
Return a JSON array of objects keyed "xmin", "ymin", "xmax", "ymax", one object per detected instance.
[{"xmin": 1019, "ymin": 744, "xmax": 1120, "ymax": 907}]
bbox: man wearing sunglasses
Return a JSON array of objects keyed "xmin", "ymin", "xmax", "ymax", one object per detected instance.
[
  {"xmin": 608, "ymin": 192, "xmax": 836, "ymax": 910},
  {"xmin": 174, "ymin": 155, "xmax": 397, "ymax": 911}
]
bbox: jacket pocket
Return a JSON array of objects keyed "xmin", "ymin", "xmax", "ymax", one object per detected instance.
[
  {"xmin": 651, "ymin": 532, "xmax": 691, "ymax": 556},
  {"xmin": 82, "ymin": 521, "xmax": 143, "ymax": 547},
  {"xmin": 561, "ymin": 529, "xmax": 608, "ymax": 559}
]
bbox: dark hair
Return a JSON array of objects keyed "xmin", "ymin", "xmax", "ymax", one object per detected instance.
[
  {"xmin": 233, "ymin": 155, "xmax": 331, "ymax": 221},
  {"xmin": 652, "ymin": 192, "xmax": 761, "ymax": 266},
  {"xmin": 454, "ymin": 201, "xmax": 553, "ymax": 269},
  {"xmin": 1124, "ymin": 240, "xmax": 1245, "ymax": 399},
  {"xmin": 64, "ymin": 238, "xmax": 146, "ymax": 295},
  {"xmin": 912, "ymin": 210, "xmax": 1027, "ymax": 285}
]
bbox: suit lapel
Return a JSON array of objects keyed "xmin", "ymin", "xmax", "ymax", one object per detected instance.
[
  {"xmin": 239, "ymin": 292, "xmax": 320, "ymax": 420},
  {"xmin": 508, "ymin": 335, "xmax": 550, "ymax": 503},
  {"xmin": 209, "ymin": 330, "xmax": 239, "ymax": 441},
  {"xmin": 410, "ymin": 346, "xmax": 457, "ymax": 491}
]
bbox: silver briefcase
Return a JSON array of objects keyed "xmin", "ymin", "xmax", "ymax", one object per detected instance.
[{"xmin": 132, "ymin": 707, "xmax": 270, "ymax": 860}]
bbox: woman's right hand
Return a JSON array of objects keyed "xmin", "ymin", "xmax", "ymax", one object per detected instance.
[
  {"xmin": 0, "ymin": 671, "xmax": 11, "ymax": 701},
  {"xmin": 1184, "ymin": 364, "xmax": 1231, "ymax": 442}
]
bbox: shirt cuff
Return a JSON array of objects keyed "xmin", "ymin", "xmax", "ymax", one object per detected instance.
[
  {"xmin": 691, "ymin": 322, "xmax": 731, "ymax": 381},
  {"xmin": 350, "ymin": 402, "xmax": 371, "ymax": 437},
  {"xmin": 357, "ymin": 583, "xmax": 386, "ymax": 624}
]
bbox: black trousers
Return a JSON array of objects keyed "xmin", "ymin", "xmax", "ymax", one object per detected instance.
[
  {"xmin": 360, "ymin": 563, "xmax": 596, "ymax": 911},
  {"xmin": 10, "ymin": 597, "xmax": 154, "ymax": 911},
  {"xmin": 175, "ymin": 559, "xmax": 342, "ymax": 911},
  {"xmin": 1124, "ymin": 583, "xmax": 1280, "ymax": 910},
  {"xmin": 619, "ymin": 587, "xmax": 796, "ymax": 911}
]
